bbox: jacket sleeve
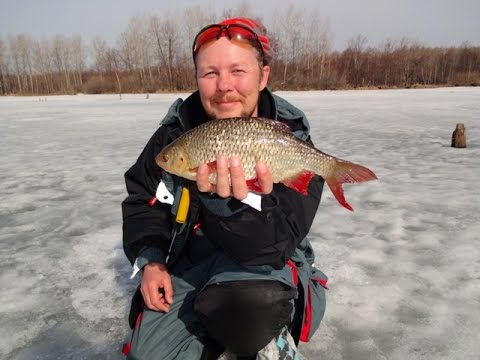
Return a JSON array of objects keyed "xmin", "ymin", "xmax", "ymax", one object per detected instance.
[
  {"xmin": 200, "ymin": 176, "xmax": 324, "ymax": 269},
  {"xmin": 122, "ymin": 125, "xmax": 174, "ymax": 266}
]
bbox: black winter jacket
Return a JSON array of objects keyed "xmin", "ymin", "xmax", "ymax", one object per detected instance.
[{"xmin": 122, "ymin": 88, "xmax": 324, "ymax": 270}]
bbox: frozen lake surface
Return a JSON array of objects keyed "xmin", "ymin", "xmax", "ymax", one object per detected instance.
[{"xmin": 0, "ymin": 87, "xmax": 479, "ymax": 359}]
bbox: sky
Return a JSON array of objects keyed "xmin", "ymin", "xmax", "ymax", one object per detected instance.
[
  {"xmin": 0, "ymin": 87, "xmax": 479, "ymax": 359},
  {"xmin": 1, "ymin": 0, "xmax": 480, "ymax": 50}
]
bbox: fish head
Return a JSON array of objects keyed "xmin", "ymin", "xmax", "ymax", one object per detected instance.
[{"xmin": 155, "ymin": 145, "xmax": 196, "ymax": 180}]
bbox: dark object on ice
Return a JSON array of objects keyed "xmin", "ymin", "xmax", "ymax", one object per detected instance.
[{"xmin": 451, "ymin": 123, "xmax": 467, "ymax": 148}]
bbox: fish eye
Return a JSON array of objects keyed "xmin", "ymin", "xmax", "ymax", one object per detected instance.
[
  {"xmin": 163, "ymin": 154, "xmax": 169, "ymax": 162},
  {"xmin": 180, "ymin": 156, "xmax": 184, "ymax": 162}
]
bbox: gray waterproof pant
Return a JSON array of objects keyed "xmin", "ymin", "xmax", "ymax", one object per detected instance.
[{"xmin": 127, "ymin": 251, "xmax": 295, "ymax": 360}]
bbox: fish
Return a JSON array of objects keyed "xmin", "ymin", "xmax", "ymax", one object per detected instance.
[{"xmin": 155, "ymin": 117, "xmax": 377, "ymax": 211}]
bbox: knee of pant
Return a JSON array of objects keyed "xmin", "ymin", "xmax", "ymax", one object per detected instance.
[{"xmin": 194, "ymin": 280, "xmax": 296, "ymax": 356}]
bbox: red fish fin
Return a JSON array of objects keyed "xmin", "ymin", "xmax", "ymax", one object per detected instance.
[
  {"xmin": 282, "ymin": 171, "xmax": 316, "ymax": 195},
  {"xmin": 324, "ymin": 178, "xmax": 352, "ymax": 211},
  {"xmin": 246, "ymin": 178, "xmax": 263, "ymax": 192},
  {"xmin": 325, "ymin": 160, "xmax": 378, "ymax": 211}
]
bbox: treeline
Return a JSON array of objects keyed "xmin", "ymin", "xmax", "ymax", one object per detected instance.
[{"xmin": 1, "ymin": 3, "xmax": 479, "ymax": 95}]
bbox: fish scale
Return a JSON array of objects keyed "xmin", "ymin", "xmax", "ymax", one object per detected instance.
[
  {"xmin": 180, "ymin": 118, "xmax": 323, "ymax": 181},
  {"xmin": 156, "ymin": 117, "xmax": 377, "ymax": 211}
]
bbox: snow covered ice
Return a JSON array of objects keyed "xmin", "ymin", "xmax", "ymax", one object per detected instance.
[{"xmin": 0, "ymin": 87, "xmax": 479, "ymax": 359}]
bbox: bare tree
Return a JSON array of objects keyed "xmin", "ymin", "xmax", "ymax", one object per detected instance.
[
  {"xmin": 7, "ymin": 34, "xmax": 37, "ymax": 94},
  {"xmin": 456, "ymin": 42, "xmax": 480, "ymax": 84},
  {"xmin": 149, "ymin": 13, "xmax": 181, "ymax": 90},
  {"xmin": 1, "ymin": 3, "xmax": 479, "ymax": 95},
  {"xmin": 302, "ymin": 11, "xmax": 333, "ymax": 88},
  {"xmin": 90, "ymin": 36, "xmax": 122, "ymax": 94},
  {"xmin": 8, "ymin": 34, "xmax": 23, "ymax": 94},
  {"xmin": 118, "ymin": 15, "xmax": 152, "ymax": 91},
  {"xmin": 32, "ymin": 37, "xmax": 54, "ymax": 94},
  {"xmin": 71, "ymin": 35, "xmax": 86, "ymax": 90},
  {"xmin": 50, "ymin": 34, "xmax": 74, "ymax": 93},
  {"xmin": 378, "ymin": 39, "xmax": 397, "ymax": 86},
  {"xmin": 271, "ymin": 5, "xmax": 305, "ymax": 88},
  {"xmin": 345, "ymin": 34, "xmax": 368, "ymax": 87},
  {"xmin": 0, "ymin": 35, "xmax": 10, "ymax": 94},
  {"xmin": 106, "ymin": 48, "xmax": 123, "ymax": 95},
  {"xmin": 92, "ymin": 36, "xmax": 109, "ymax": 74}
]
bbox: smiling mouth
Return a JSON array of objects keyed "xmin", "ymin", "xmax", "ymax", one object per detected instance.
[
  {"xmin": 215, "ymin": 104, "xmax": 235, "ymax": 112},
  {"xmin": 214, "ymin": 95, "xmax": 239, "ymax": 102}
]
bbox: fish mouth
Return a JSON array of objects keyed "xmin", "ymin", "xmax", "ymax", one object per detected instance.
[
  {"xmin": 154, "ymin": 153, "xmax": 166, "ymax": 167},
  {"xmin": 187, "ymin": 170, "xmax": 197, "ymax": 180}
]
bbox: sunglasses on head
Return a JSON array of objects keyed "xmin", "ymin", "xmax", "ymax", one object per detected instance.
[{"xmin": 192, "ymin": 23, "xmax": 265, "ymax": 62}]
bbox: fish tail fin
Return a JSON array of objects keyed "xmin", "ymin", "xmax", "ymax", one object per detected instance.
[{"xmin": 324, "ymin": 160, "xmax": 378, "ymax": 211}]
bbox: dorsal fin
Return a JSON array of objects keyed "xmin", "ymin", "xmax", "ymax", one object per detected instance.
[{"xmin": 257, "ymin": 117, "xmax": 292, "ymax": 132}]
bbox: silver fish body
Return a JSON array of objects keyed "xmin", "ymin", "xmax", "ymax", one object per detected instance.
[{"xmin": 156, "ymin": 117, "xmax": 377, "ymax": 211}]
